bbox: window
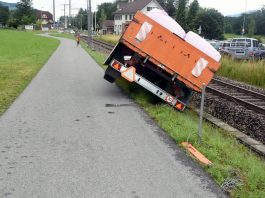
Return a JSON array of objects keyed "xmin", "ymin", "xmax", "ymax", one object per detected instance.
[
  {"xmin": 115, "ymin": 15, "xmax": 122, "ymax": 20},
  {"xmin": 253, "ymin": 40, "xmax": 259, "ymax": 47},
  {"xmin": 125, "ymin": 15, "xmax": 128, "ymax": 20},
  {"xmin": 42, "ymin": 14, "xmax": 47, "ymax": 19},
  {"xmin": 234, "ymin": 39, "xmax": 246, "ymax": 47},
  {"xmin": 147, "ymin": 7, "xmax": 153, "ymax": 11}
]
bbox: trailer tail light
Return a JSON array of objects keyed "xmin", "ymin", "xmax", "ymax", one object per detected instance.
[
  {"xmin": 111, "ymin": 61, "xmax": 122, "ymax": 71},
  {"xmin": 175, "ymin": 102, "xmax": 185, "ymax": 111}
]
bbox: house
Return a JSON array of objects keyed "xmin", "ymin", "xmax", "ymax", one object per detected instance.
[
  {"xmin": 113, "ymin": 0, "xmax": 162, "ymax": 35},
  {"xmin": 102, "ymin": 20, "xmax": 114, "ymax": 34},
  {"xmin": 35, "ymin": 10, "xmax": 54, "ymax": 26}
]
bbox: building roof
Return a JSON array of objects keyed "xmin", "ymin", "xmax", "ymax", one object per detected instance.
[
  {"xmin": 103, "ymin": 20, "xmax": 114, "ymax": 27},
  {"xmin": 35, "ymin": 10, "xmax": 53, "ymax": 20},
  {"xmin": 114, "ymin": 0, "xmax": 153, "ymax": 15},
  {"xmin": 117, "ymin": 2, "xmax": 128, "ymax": 10}
]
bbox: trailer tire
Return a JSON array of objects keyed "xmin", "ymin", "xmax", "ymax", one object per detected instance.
[
  {"xmin": 104, "ymin": 74, "xmax": 115, "ymax": 83},
  {"xmin": 104, "ymin": 66, "xmax": 121, "ymax": 83}
]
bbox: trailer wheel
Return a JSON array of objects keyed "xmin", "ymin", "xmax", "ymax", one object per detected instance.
[
  {"xmin": 104, "ymin": 66, "xmax": 121, "ymax": 83},
  {"xmin": 104, "ymin": 74, "xmax": 115, "ymax": 83}
]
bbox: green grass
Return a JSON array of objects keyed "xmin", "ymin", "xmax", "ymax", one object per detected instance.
[
  {"xmin": 218, "ymin": 56, "xmax": 265, "ymax": 88},
  {"xmin": 94, "ymin": 34, "xmax": 120, "ymax": 45},
  {"xmin": 49, "ymin": 33, "xmax": 265, "ymax": 197},
  {"xmin": 0, "ymin": 30, "xmax": 59, "ymax": 115},
  {"xmin": 83, "ymin": 46, "xmax": 265, "ymax": 198}
]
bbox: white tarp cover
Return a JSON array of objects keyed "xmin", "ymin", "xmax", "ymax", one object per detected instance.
[
  {"xmin": 146, "ymin": 9, "xmax": 221, "ymax": 62},
  {"xmin": 185, "ymin": 31, "xmax": 221, "ymax": 62},
  {"xmin": 146, "ymin": 8, "xmax": 186, "ymax": 39}
]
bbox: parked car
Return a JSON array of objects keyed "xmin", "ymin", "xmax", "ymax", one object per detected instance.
[
  {"xmin": 228, "ymin": 38, "xmax": 260, "ymax": 59},
  {"xmin": 207, "ymin": 40, "xmax": 221, "ymax": 50},
  {"xmin": 218, "ymin": 41, "xmax": 231, "ymax": 55},
  {"xmin": 254, "ymin": 44, "xmax": 265, "ymax": 60}
]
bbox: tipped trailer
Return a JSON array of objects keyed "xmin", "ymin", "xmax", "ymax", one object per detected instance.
[{"xmin": 104, "ymin": 9, "xmax": 221, "ymax": 111}]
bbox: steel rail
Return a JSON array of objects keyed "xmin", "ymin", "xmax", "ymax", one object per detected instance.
[
  {"xmin": 211, "ymin": 78, "xmax": 265, "ymax": 100},
  {"xmin": 208, "ymin": 79, "xmax": 265, "ymax": 115}
]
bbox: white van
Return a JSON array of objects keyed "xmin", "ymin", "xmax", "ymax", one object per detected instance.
[{"xmin": 228, "ymin": 38, "xmax": 260, "ymax": 59}]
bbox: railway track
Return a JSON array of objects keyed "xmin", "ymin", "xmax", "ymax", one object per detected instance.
[
  {"xmin": 81, "ymin": 36, "xmax": 114, "ymax": 53},
  {"xmin": 83, "ymin": 36, "xmax": 265, "ymax": 115},
  {"xmin": 207, "ymin": 79, "xmax": 265, "ymax": 115}
]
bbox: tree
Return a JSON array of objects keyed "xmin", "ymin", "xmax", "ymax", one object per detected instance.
[
  {"xmin": 156, "ymin": 0, "xmax": 166, "ymax": 9},
  {"xmin": 165, "ymin": 0, "xmax": 176, "ymax": 16},
  {"xmin": 15, "ymin": 0, "xmax": 35, "ymax": 25},
  {"xmin": 247, "ymin": 18, "xmax": 256, "ymax": 35},
  {"xmin": 175, "ymin": 0, "xmax": 188, "ymax": 29},
  {"xmin": 99, "ymin": 9, "xmax": 107, "ymax": 28},
  {"xmin": 0, "ymin": 4, "xmax": 9, "ymax": 26},
  {"xmin": 74, "ymin": 8, "xmax": 87, "ymax": 30},
  {"xmin": 187, "ymin": 0, "xmax": 199, "ymax": 31},
  {"xmin": 97, "ymin": 2, "xmax": 117, "ymax": 20},
  {"xmin": 156, "ymin": 0, "xmax": 176, "ymax": 16},
  {"xmin": 225, "ymin": 23, "xmax": 233, "ymax": 33},
  {"xmin": 255, "ymin": 5, "xmax": 265, "ymax": 35},
  {"xmin": 195, "ymin": 8, "xmax": 224, "ymax": 40}
]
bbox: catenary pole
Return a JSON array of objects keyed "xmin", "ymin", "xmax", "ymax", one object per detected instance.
[
  {"xmin": 95, "ymin": 11, "xmax": 97, "ymax": 32},
  {"xmin": 53, "ymin": 0, "xmax": 55, "ymax": 28},
  {"xmin": 87, "ymin": 0, "xmax": 92, "ymax": 46},
  {"xmin": 69, "ymin": 0, "xmax": 71, "ymax": 27}
]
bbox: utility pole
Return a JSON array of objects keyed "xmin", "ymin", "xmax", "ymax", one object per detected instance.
[
  {"xmin": 242, "ymin": 0, "xmax": 248, "ymax": 36},
  {"xmin": 63, "ymin": 4, "xmax": 69, "ymax": 29},
  {"xmin": 53, "ymin": 0, "xmax": 55, "ymax": 28},
  {"xmin": 87, "ymin": 0, "xmax": 92, "ymax": 46},
  {"xmin": 92, "ymin": 11, "xmax": 94, "ymax": 33},
  {"xmin": 80, "ymin": 14, "xmax": 83, "ymax": 31},
  {"xmin": 40, "ymin": 9, "xmax": 43, "ymax": 30},
  {"xmin": 95, "ymin": 11, "xmax": 97, "ymax": 32},
  {"xmin": 69, "ymin": 0, "xmax": 71, "ymax": 27}
]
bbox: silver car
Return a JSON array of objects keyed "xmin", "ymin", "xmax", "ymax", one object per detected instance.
[{"xmin": 228, "ymin": 38, "xmax": 260, "ymax": 59}]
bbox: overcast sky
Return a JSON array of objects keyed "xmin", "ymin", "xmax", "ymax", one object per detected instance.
[{"xmin": 4, "ymin": 0, "xmax": 265, "ymax": 20}]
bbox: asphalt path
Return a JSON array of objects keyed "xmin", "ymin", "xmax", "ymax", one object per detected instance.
[{"xmin": 0, "ymin": 36, "xmax": 226, "ymax": 198}]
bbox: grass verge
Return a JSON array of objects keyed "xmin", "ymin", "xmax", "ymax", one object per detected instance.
[
  {"xmin": 218, "ymin": 56, "xmax": 265, "ymax": 88},
  {"xmin": 0, "ymin": 30, "xmax": 59, "ymax": 115},
  {"xmin": 50, "ymin": 33, "xmax": 265, "ymax": 197},
  {"xmin": 94, "ymin": 34, "xmax": 120, "ymax": 45}
]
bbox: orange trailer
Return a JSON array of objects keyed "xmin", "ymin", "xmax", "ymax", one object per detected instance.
[{"xmin": 104, "ymin": 9, "xmax": 221, "ymax": 111}]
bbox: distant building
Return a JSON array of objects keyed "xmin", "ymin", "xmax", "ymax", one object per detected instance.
[
  {"xmin": 0, "ymin": 1, "xmax": 17, "ymax": 10},
  {"xmin": 102, "ymin": 20, "xmax": 114, "ymax": 34},
  {"xmin": 35, "ymin": 10, "xmax": 54, "ymax": 28},
  {"xmin": 113, "ymin": 0, "xmax": 162, "ymax": 34}
]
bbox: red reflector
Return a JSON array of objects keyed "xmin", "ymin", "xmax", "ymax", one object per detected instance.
[
  {"xmin": 112, "ymin": 62, "xmax": 121, "ymax": 70},
  {"xmin": 175, "ymin": 102, "xmax": 184, "ymax": 110}
]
